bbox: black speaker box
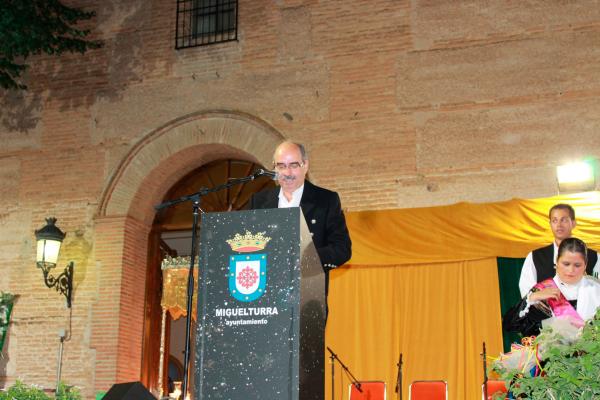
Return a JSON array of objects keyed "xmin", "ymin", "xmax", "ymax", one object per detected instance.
[{"xmin": 102, "ymin": 381, "xmax": 156, "ymax": 400}]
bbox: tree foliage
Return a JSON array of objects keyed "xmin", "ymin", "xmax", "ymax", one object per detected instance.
[{"xmin": 0, "ymin": 0, "xmax": 102, "ymax": 90}]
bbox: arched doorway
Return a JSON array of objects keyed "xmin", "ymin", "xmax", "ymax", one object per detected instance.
[
  {"xmin": 141, "ymin": 159, "xmax": 277, "ymax": 396},
  {"xmin": 94, "ymin": 111, "xmax": 284, "ymax": 394}
]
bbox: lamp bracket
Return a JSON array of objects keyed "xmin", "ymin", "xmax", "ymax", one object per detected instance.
[{"xmin": 37, "ymin": 261, "xmax": 73, "ymax": 308}]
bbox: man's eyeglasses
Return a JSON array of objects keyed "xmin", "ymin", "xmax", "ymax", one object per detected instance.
[{"xmin": 274, "ymin": 162, "xmax": 304, "ymax": 171}]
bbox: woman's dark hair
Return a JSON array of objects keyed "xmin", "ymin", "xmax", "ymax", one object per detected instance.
[{"xmin": 557, "ymin": 237, "xmax": 588, "ymax": 265}]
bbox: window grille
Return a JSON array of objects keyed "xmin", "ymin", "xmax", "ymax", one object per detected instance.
[{"xmin": 176, "ymin": 0, "xmax": 238, "ymax": 49}]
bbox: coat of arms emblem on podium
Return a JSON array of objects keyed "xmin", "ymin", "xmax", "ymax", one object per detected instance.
[{"xmin": 226, "ymin": 231, "xmax": 271, "ymax": 302}]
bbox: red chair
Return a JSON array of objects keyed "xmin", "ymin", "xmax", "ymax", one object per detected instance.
[
  {"xmin": 408, "ymin": 380, "xmax": 447, "ymax": 400},
  {"xmin": 349, "ymin": 381, "xmax": 386, "ymax": 400},
  {"xmin": 482, "ymin": 380, "xmax": 508, "ymax": 400}
]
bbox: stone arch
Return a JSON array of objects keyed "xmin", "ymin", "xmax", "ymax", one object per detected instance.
[
  {"xmin": 99, "ymin": 110, "xmax": 284, "ymax": 220},
  {"xmin": 92, "ymin": 110, "xmax": 284, "ymax": 393}
]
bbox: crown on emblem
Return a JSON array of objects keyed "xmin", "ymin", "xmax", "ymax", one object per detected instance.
[{"xmin": 226, "ymin": 231, "xmax": 271, "ymax": 253}]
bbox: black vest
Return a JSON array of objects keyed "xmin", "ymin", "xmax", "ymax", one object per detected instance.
[{"xmin": 532, "ymin": 243, "xmax": 598, "ymax": 282}]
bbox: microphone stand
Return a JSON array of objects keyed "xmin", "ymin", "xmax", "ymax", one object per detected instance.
[
  {"xmin": 327, "ymin": 347, "xmax": 362, "ymax": 400},
  {"xmin": 482, "ymin": 342, "xmax": 488, "ymax": 400},
  {"xmin": 394, "ymin": 353, "xmax": 403, "ymax": 400},
  {"xmin": 329, "ymin": 348, "xmax": 335, "ymax": 400},
  {"xmin": 155, "ymin": 169, "xmax": 272, "ymax": 400}
]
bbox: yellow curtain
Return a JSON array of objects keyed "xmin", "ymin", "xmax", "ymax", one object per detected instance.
[
  {"xmin": 345, "ymin": 191, "xmax": 600, "ymax": 265},
  {"xmin": 325, "ymin": 191, "xmax": 600, "ymax": 399},
  {"xmin": 326, "ymin": 258, "xmax": 503, "ymax": 400}
]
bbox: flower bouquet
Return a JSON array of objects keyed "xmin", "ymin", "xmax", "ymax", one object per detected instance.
[{"xmin": 492, "ymin": 309, "xmax": 600, "ymax": 399}]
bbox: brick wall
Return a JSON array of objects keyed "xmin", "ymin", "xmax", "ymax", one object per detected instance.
[{"xmin": 2, "ymin": 0, "xmax": 600, "ymax": 398}]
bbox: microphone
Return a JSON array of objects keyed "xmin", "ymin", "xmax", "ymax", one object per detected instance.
[{"xmin": 255, "ymin": 169, "xmax": 278, "ymax": 180}]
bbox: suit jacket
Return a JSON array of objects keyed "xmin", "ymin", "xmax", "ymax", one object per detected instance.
[{"xmin": 249, "ymin": 180, "xmax": 352, "ymax": 270}]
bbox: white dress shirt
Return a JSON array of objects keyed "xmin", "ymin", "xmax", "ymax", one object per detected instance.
[
  {"xmin": 553, "ymin": 275, "xmax": 582, "ymax": 301},
  {"xmin": 277, "ymin": 184, "xmax": 304, "ymax": 208}
]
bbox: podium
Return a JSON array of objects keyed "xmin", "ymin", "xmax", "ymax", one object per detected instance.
[{"xmin": 193, "ymin": 207, "xmax": 325, "ymax": 399}]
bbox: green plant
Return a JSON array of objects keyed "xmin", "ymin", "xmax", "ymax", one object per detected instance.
[
  {"xmin": 0, "ymin": 292, "xmax": 15, "ymax": 354},
  {"xmin": 494, "ymin": 309, "xmax": 600, "ymax": 399},
  {"xmin": 56, "ymin": 382, "xmax": 82, "ymax": 400},
  {"xmin": 0, "ymin": 381, "xmax": 81, "ymax": 400},
  {"xmin": 0, "ymin": 381, "xmax": 48, "ymax": 400}
]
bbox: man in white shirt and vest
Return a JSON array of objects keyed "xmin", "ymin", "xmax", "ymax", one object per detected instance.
[{"xmin": 518, "ymin": 203, "xmax": 600, "ymax": 297}]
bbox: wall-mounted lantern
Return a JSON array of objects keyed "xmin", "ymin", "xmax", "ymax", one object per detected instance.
[{"xmin": 35, "ymin": 218, "xmax": 73, "ymax": 308}]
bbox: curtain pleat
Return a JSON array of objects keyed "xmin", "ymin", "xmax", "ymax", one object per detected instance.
[{"xmin": 326, "ymin": 258, "xmax": 503, "ymax": 400}]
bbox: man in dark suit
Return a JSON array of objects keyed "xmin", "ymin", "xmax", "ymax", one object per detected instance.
[
  {"xmin": 250, "ymin": 141, "xmax": 352, "ymax": 295},
  {"xmin": 250, "ymin": 141, "xmax": 350, "ymax": 399}
]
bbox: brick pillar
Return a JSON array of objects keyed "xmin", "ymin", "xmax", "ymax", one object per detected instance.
[{"xmin": 92, "ymin": 215, "xmax": 150, "ymax": 392}]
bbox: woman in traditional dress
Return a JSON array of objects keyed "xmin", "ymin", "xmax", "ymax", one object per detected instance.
[{"xmin": 503, "ymin": 237, "xmax": 600, "ymax": 337}]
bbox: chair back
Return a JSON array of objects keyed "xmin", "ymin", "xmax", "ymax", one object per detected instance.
[
  {"xmin": 349, "ymin": 381, "xmax": 386, "ymax": 400},
  {"xmin": 408, "ymin": 380, "xmax": 447, "ymax": 400},
  {"xmin": 482, "ymin": 380, "xmax": 508, "ymax": 400}
]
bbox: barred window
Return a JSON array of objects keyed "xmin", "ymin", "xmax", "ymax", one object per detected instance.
[{"xmin": 176, "ymin": 0, "xmax": 238, "ymax": 49}]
